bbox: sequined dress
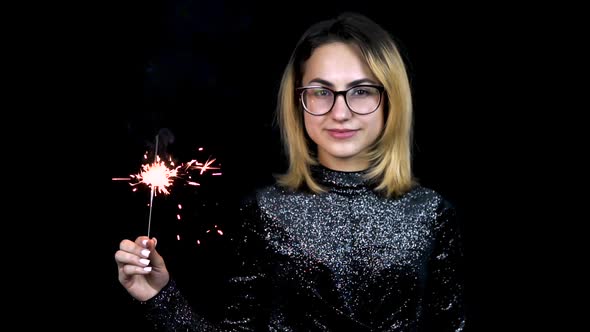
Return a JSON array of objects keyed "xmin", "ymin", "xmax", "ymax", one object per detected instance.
[{"xmin": 141, "ymin": 166, "xmax": 466, "ymax": 331}]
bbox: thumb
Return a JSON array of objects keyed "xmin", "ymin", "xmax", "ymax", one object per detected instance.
[{"xmin": 146, "ymin": 237, "xmax": 165, "ymax": 267}]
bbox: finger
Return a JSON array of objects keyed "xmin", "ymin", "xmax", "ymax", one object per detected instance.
[
  {"xmin": 135, "ymin": 236, "xmax": 150, "ymax": 247},
  {"xmin": 146, "ymin": 237, "xmax": 157, "ymax": 250},
  {"xmin": 120, "ymin": 238, "xmax": 151, "ymax": 259},
  {"xmin": 115, "ymin": 250, "xmax": 151, "ymax": 268},
  {"xmin": 121, "ymin": 263, "xmax": 153, "ymax": 276},
  {"xmin": 146, "ymin": 237, "xmax": 165, "ymax": 267},
  {"xmin": 119, "ymin": 239, "xmax": 140, "ymax": 253}
]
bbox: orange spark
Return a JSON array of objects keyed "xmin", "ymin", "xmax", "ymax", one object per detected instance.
[
  {"xmin": 130, "ymin": 159, "xmax": 180, "ymax": 195},
  {"xmin": 189, "ymin": 157, "xmax": 220, "ymax": 175}
]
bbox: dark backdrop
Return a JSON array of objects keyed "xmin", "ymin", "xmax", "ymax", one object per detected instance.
[{"xmin": 54, "ymin": 1, "xmax": 566, "ymax": 330}]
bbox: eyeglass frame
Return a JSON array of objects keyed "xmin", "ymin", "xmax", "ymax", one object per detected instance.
[{"xmin": 296, "ymin": 84, "xmax": 385, "ymax": 116}]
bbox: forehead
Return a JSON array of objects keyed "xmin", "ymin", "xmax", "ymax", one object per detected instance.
[{"xmin": 302, "ymin": 42, "xmax": 375, "ymax": 84}]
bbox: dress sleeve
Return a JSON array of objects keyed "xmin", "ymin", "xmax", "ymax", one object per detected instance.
[
  {"xmin": 141, "ymin": 279, "xmax": 219, "ymax": 331},
  {"xmin": 423, "ymin": 199, "xmax": 467, "ymax": 331},
  {"xmin": 140, "ymin": 194, "xmax": 271, "ymax": 332}
]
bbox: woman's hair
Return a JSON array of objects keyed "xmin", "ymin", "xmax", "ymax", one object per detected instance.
[{"xmin": 275, "ymin": 12, "xmax": 416, "ymax": 198}]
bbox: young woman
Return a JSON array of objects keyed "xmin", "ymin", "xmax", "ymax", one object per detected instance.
[{"xmin": 115, "ymin": 12, "xmax": 466, "ymax": 331}]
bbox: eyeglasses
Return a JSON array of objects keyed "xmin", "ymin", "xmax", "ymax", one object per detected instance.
[{"xmin": 296, "ymin": 85, "xmax": 385, "ymax": 116}]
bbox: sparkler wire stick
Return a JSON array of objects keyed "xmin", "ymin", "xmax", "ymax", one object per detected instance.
[{"xmin": 147, "ymin": 135, "xmax": 159, "ymax": 238}]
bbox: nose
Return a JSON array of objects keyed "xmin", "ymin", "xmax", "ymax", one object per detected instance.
[{"xmin": 330, "ymin": 94, "xmax": 352, "ymax": 121}]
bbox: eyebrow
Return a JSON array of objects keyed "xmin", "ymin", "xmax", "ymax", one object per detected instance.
[{"xmin": 307, "ymin": 78, "xmax": 379, "ymax": 89}]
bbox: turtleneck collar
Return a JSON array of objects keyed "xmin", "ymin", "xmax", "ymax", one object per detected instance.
[{"xmin": 310, "ymin": 164, "xmax": 373, "ymax": 191}]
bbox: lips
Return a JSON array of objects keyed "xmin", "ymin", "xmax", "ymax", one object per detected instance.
[{"xmin": 327, "ymin": 129, "xmax": 358, "ymax": 139}]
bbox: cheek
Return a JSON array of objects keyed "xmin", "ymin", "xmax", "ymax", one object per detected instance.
[
  {"xmin": 368, "ymin": 112, "xmax": 385, "ymax": 138},
  {"xmin": 303, "ymin": 115, "xmax": 321, "ymax": 139}
]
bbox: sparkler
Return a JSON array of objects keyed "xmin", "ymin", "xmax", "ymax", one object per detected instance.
[
  {"xmin": 146, "ymin": 135, "xmax": 159, "ymax": 237},
  {"xmin": 112, "ymin": 135, "xmax": 222, "ymax": 239}
]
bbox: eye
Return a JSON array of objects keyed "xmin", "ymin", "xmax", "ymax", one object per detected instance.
[
  {"xmin": 351, "ymin": 87, "xmax": 367, "ymax": 96},
  {"xmin": 350, "ymin": 86, "xmax": 378, "ymax": 97},
  {"xmin": 311, "ymin": 88, "xmax": 332, "ymax": 98}
]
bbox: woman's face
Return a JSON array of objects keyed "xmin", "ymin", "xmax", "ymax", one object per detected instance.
[{"xmin": 301, "ymin": 42, "xmax": 384, "ymax": 171}]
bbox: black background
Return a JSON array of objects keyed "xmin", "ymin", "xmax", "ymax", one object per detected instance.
[{"xmin": 29, "ymin": 0, "xmax": 576, "ymax": 330}]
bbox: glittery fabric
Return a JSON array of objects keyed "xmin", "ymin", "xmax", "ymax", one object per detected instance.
[{"xmin": 143, "ymin": 165, "xmax": 466, "ymax": 331}]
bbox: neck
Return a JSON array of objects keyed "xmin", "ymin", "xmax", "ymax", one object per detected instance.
[{"xmin": 318, "ymin": 157, "xmax": 369, "ymax": 172}]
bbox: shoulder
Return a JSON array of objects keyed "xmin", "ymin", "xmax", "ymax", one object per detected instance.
[
  {"xmin": 407, "ymin": 186, "xmax": 463, "ymax": 242},
  {"xmin": 403, "ymin": 184, "xmax": 452, "ymax": 208},
  {"xmin": 400, "ymin": 185, "xmax": 457, "ymax": 223},
  {"xmin": 236, "ymin": 183, "xmax": 285, "ymax": 226}
]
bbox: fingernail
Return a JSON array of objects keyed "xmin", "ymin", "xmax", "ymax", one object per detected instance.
[
  {"xmin": 141, "ymin": 249, "xmax": 150, "ymax": 257},
  {"xmin": 139, "ymin": 258, "xmax": 150, "ymax": 265},
  {"xmin": 142, "ymin": 239, "xmax": 148, "ymax": 246},
  {"xmin": 143, "ymin": 266, "xmax": 152, "ymax": 272}
]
